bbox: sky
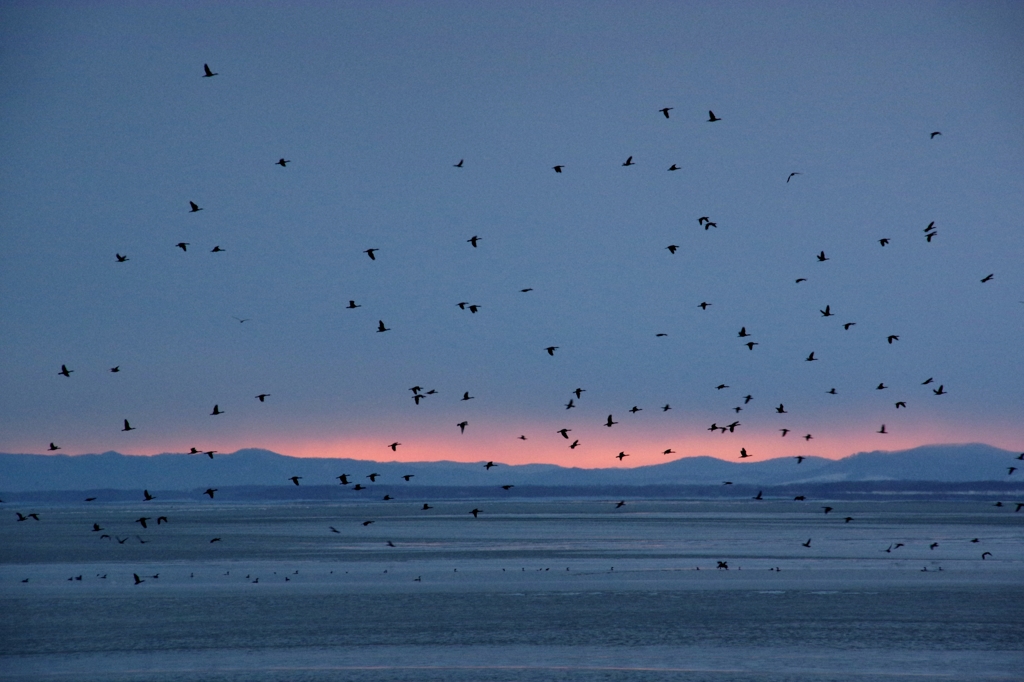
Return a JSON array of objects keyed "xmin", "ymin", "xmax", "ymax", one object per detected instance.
[{"xmin": 1, "ymin": 1, "xmax": 1022, "ymax": 467}]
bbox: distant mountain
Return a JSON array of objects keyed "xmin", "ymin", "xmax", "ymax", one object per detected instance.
[{"xmin": 0, "ymin": 443, "xmax": 1018, "ymax": 493}]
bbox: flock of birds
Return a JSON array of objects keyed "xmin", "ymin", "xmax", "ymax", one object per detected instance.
[{"xmin": 11, "ymin": 63, "xmax": 1021, "ymax": 582}]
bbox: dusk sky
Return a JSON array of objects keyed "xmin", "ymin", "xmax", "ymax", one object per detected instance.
[{"xmin": 1, "ymin": 2, "xmax": 1021, "ymax": 467}]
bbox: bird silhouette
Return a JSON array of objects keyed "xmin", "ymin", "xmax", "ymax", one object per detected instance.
[
  {"xmin": 110, "ymin": 366, "xmax": 120, "ymax": 372},
  {"xmin": 211, "ymin": 246, "xmax": 225, "ymax": 252},
  {"xmin": 698, "ymin": 302, "xmax": 711, "ymax": 310},
  {"xmin": 276, "ymin": 158, "xmax": 291, "ymax": 167},
  {"xmin": 753, "ymin": 490, "xmax": 763, "ymax": 500},
  {"xmin": 422, "ymin": 504, "xmax": 433, "ymax": 510},
  {"xmin": 156, "ymin": 516, "xmax": 168, "ymax": 525},
  {"xmin": 660, "ymin": 107, "xmax": 673, "ymax": 118},
  {"xmin": 552, "ymin": 165, "xmax": 564, "ymax": 173},
  {"xmin": 520, "ymin": 288, "xmax": 533, "ymax": 292},
  {"xmin": 739, "ymin": 448, "xmax": 750, "ymax": 458},
  {"xmin": 485, "ymin": 461, "xmax": 497, "ymax": 469},
  {"xmin": 820, "ymin": 305, "xmax": 833, "ymax": 317},
  {"xmin": 605, "ymin": 415, "xmax": 618, "ymax": 427},
  {"xmin": 574, "ymin": 388, "xmax": 585, "ymax": 399},
  {"xmin": 738, "ymin": 327, "xmax": 750, "ymax": 337},
  {"xmin": 933, "ymin": 385, "xmax": 946, "ymax": 395},
  {"xmin": 377, "ymin": 320, "xmax": 390, "ymax": 333},
  {"xmin": 745, "ymin": 342, "xmax": 758, "ymax": 350},
  {"xmin": 629, "ymin": 406, "xmax": 642, "ymax": 414},
  {"xmin": 346, "ymin": 300, "xmax": 361, "ymax": 310},
  {"xmin": 205, "ymin": 451, "xmax": 216, "ymax": 459},
  {"xmin": 570, "ymin": 439, "xmax": 580, "ymax": 449},
  {"xmin": 781, "ymin": 429, "xmax": 790, "ymax": 437},
  {"xmin": 887, "ymin": 335, "xmax": 899, "ymax": 344},
  {"xmin": 364, "ymin": 248, "xmax": 379, "ymax": 260},
  {"xmin": 981, "ymin": 274, "xmax": 994, "ymax": 283},
  {"xmin": 622, "ymin": 156, "xmax": 635, "ymax": 166},
  {"xmin": 806, "ymin": 351, "xmax": 817, "ymax": 362},
  {"xmin": 895, "ymin": 401, "xmax": 906, "ymax": 409},
  {"xmin": 776, "ymin": 404, "xmax": 786, "ymax": 414},
  {"xmin": 458, "ymin": 421, "xmax": 468, "ymax": 433},
  {"xmin": 210, "ymin": 404, "xmax": 223, "ymax": 415},
  {"xmin": 545, "ymin": 346, "xmax": 559, "ymax": 356},
  {"xmin": 470, "ymin": 508, "xmax": 481, "ymax": 518},
  {"xmin": 877, "ymin": 383, "xmax": 887, "ymax": 390},
  {"xmin": 668, "ymin": 164, "xmax": 680, "ymax": 171},
  {"xmin": 663, "ymin": 448, "xmax": 675, "ymax": 455},
  {"xmin": 716, "ymin": 384, "xmax": 729, "ymax": 390},
  {"xmin": 822, "ymin": 506, "xmax": 833, "ymax": 514},
  {"xmin": 115, "ymin": 253, "xmax": 129, "ymax": 262},
  {"xmin": 256, "ymin": 394, "xmax": 270, "ymax": 402},
  {"xmin": 59, "ymin": 364, "xmax": 73, "ymax": 377},
  {"xmin": 878, "ymin": 424, "xmax": 887, "ymax": 434},
  {"xmin": 204, "ymin": 488, "xmax": 217, "ymax": 499},
  {"xmin": 367, "ymin": 473, "xmax": 380, "ymax": 482},
  {"xmin": 176, "ymin": 242, "xmax": 189, "ymax": 251},
  {"xmin": 202, "ymin": 64, "xmax": 218, "ymax": 77},
  {"xmin": 467, "ymin": 236, "xmax": 481, "ymax": 248},
  {"xmin": 502, "ymin": 484, "xmax": 514, "ymax": 490},
  {"xmin": 288, "ymin": 476, "xmax": 302, "ymax": 486},
  {"xmin": 930, "ymin": 131, "xmax": 941, "ymax": 138},
  {"xmin": 143, "ymin": 490, "xmax": 154, "ymax": 501},
  {"xmin": 462, "ymin": 391, "xmax": 474, "ymax": 401},
  {"xmin": 804, "ymin": 434, "xmax": 813, "ymax": 441},
  {"xmin": 817, "ymin": 251, "xmax": 829, "ymax": 262},
  {"xmin": 189, "ymin": 201, "xmax": 202, "ymax": 213},
  {"xmin": 48, "ymin": 442, "xmax": 60, "ymax": 451},
  {"xmin": 707, "ymin": 110, "xmax": 721, "ymax": 122},
  {"xmin": 879, "ymin": 238, "xmax": 890, "ymax": 246},
  {"xmin": 338, "ymin": 474, "xmax": 350, "ymax": 485},
  {"xmin": 982, "ymin": 551, "xmax": 992, "ymax": 560},
  {"xmin": 134, "ymin": 573, "xmax": 145, "ymax": 584},
  {"xmin": 802, "ymin": 538, "xmax": 812, "ymax": 548},
  {"xmin": 362, "ymin": 520, "xmax": 374, "ymax": 526},
  {"xmin": 136, "ymin": 517, "xmax": 150, "ymax": 528},
  {"xmin": 616, "ymin": 452, "xmax": 629, "ymax": 460},
  {"xmin": 787, "ymin": 172, "xmax": 801, "ymax": 183},
  {"xmin": 666, "ymin": 245, "xmax": 679, "ymax": 254}
]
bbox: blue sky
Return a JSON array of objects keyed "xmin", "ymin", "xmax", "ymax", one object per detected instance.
[{"xmin": 1, "ymin": 2, "xmax": 1021, "ymax": 465}]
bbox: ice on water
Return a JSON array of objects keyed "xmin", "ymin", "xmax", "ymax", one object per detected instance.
[{"xmin": 2, "ymin": 499, "xmax": 1022, "ymax": 681}]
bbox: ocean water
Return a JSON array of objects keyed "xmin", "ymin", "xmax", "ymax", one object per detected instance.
[{"xmin": 2, "ymin": 499, "xmax": 1022, "ymax": 681}]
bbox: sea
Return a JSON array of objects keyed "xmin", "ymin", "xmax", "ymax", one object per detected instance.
[{"xmin": 2, "ymin": 498, "xmax": 1022, "ymax": 681}]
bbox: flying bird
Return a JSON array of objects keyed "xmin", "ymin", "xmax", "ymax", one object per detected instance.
[
  {"xmin": 204, "ymin": 489, "xmax": 217, "ymax": 499},
  {"xmin": 895, "ymin": 401, "xmax": 906, "ymax": 409},
  {"xmin": 377, "ymin": 320, "xmax": 390, "ymax": 333},
  {"xmin": 256, "ymin": 394, "xmax": 270, "ymax": 402},
  {"xmin": 930, "ymin": 131, "xmax": 941, "ymax": 138},
  {"xmin": 176, "ymin": 242, "xmax": 189, "ymax": 251},
  {"xmin": 467, "ymin": 236, "xmax": 481, "ymax": 248},
  {"xmin": 574, "ymin": 388, "xmax": 585, "ymax": 398},
  {"xmin": 485, "ymin": 461, "xmax": 497, "ymax": 469},
  {"xmin": 211, "ymin": 245, "xmax": 225, "ymax": 252},
  {"xmin": 753, "ymin": 490, "xmax": 763, "ymax": 500},
  {"xmin": 210, "ymin": 404, "xmax": 223, "ymax": 416},
  {"xmin": 806, "ymin": 351, "xmax": 817, "ymax": 362},
  {"xmin": 59, "ymin": 364, "xmax": 73, "ymax": 377},
  {"xmin": 143, "ymin": 490, "xmax": 154, "ymax": 501},
  {"xmin": 48, "ymin": 442, "xmax": 60, "ymax": 451},
  {"xmin": 887, "ymin": 335, "xmax": 899, "ymax": 344},
  {"xmin": 110, "ymin": 366, "xmax": 120, "ymax": 373},
  {"xmin": 629, "ymin": 406, "xmax": 642, "ymax": 413},
  {"xmin": 787, "ymin": 172, "xmax": 801, "ymax": 183},
  {"xmin": 660, "ymin": 107, "xmax": 673, "ymax": 118},
  {"xmin": 122, "ymin": 419, "xmax": 135, "ymax": 432},
  {"xmin": 364, "ymin": 248, "xmax": 379, "ymax": 260},
  {"xmin": 469, "ymin": 508, "xmax": 481, "ymax": 518},
  {"xmin": 816, "ymin": 251, "xmax": 829, "ymax": 262},
  {"xmin": 668, "ymin": 164, "xmax": 680, "ymax": 171},
  {"xmin": 622, "ymin": 156, "xmax": 634, "ymax": 166},
  {"xmin": 933, "ymin": 385, "xmax": 946, "ymax": 395},
  {"xmin": 288, "ymin": 476, "xmax": 302, "ymax": 486},
  {"xmin": 189, "ymin": 201, "xmax": 203, "ymax": 213},
  {"xmin": 134, "ymin": 573, "xmax": 144, "ymax": 585},
  {"xmin": 981, "ymin": 274, "xmax": 994, "ymax": 283},
  {"xmin": 569, "ymin": 440, "xmax": 580, "ymax": 449},
  {"xmin": 545, "ymin": 346, "xmax": 559, "ymax": 356},
  {"xmin": 115, "ymin": 253, "xmax": 129, "ymax": 262},
  {"xmin": 202, "ymin": 64, "xmax": 218, "ymax": 77},
  {"xmin": 781, "ymin": 429, "xmax": 790, "ymax": 437},
  {"xmin": 462, "ymin": 392, "xmax": 474, "ymax": 401},
  {"xmin": 879, "ymin": 238, "xmax": 890, "ymax": 246},
  {"xmin": 616, "ymin": 452, "xmax": 629, "ymax": 461},
  {"xmin": 136, "ymin": 517, "xmax": 150, "ymax": 528},
  {"xmin": 666, "ymin": 245, "xmax": 679, "ymax": 254},
  {"xmin": 605, "ymin": 415, "xmax": 618, "ymax": 427},
  {"xmin": 843, "ymin": 322, "xmax": 856, "ymax": 330},
  {"xmin": 457, "ymin": 421, "xmax": 468, "ymax": 433},
  {"xmin": 739, "ymin": 448, "xmax": 750, "ymax": 458},
  {"xmin": 565, "ymin": 398, "xmax": 575, "ymax": 409},
  {"xmin": 707, "ymin": 110, "xmax": 721, "ymax": 122},
  {"xmin": 776, "ymin": 404, "xmax": 786, "ymax": 414},
  {"xmin": 346, "ymin": 300, "xmax": 361, "ymax": 309},
  {"xmin": 552, "ymin": 165, "xmax": 564, "ymax": 173},
  {"xmin": 802, "ymin": 539, "xmax": 812, "ymax": 548},
  {"xmin": 454, "ymin": 159, "xmax": 463, "ymax": 167},
  {"xmin": 557, "ymin": 428, "xmax": 572, "ymax": 439},
  {"xmin": 820, "ymin": 305, "xmax": 833, "ymax": 317},
  {"xmin": 878, "ymin": 424, "xmax": 887, "ymax": 434}
]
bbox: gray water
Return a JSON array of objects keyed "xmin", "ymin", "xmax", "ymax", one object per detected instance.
[{"xmin": 2, "ymin": 499, "xmax": 1022, "ymax": 680}]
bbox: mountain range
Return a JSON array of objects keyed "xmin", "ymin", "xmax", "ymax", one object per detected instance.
[{"xmin": 0, "ymin": 443, "xmax": 1019, "ymax": 493}]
